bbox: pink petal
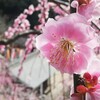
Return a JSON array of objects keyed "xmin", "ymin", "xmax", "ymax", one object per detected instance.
[
  {"xmin": 63, "ymin": 52, "xmax": 88, "ymax": 74},
  {"xmin": 43, "ymin": 21, "xmax": 92, "ymax": 44},
  {"xmin": 87, "ymin": 59, "xmax": 100, "ymax": 77},
  {"xmin": 86, "ymin": 89, "xmax": 100, "ymax": 100},
  {"xmin": 78, "ymin": 0, "xmax": 96, "ymax": 19},
  {"xmin": 59, "ymin": 13, "xmax": 87, "ymax": 24},
  {"xmin": 36, "ymin": 34, "xmax": 49, "ymax": 49},
  {"xmin": 75, "ymin": 44, "xmax": 92, "ymax": 61},
  {"xmin": 40, "ymin": 43, "xmax": 54, "ymax": 59},
  {"xmin": 67, "ymin": 23, "xmax": 92, "ymax": 43},
  {"xmin": 86, "ymin": 37, "xmax": 99, "ymax": 49},
  {"xmin": 72, "ymin": 52, "xmax": 88, "ymax": 74}
]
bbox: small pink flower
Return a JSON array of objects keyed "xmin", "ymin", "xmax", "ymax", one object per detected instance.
[
  {"xmin": 71, "ymin": 58, "xmax": 100, "ymax": 100},
  {"xmin": 28, "ymin": 4, "xmax": 34, "ymax": 15},
  {"xmin": 24, "ymin": 9, "xmax": 28, "ymax": 14},
  {"xmin": 4, "ymin": 31, "xmax": 14, "ymax": 39},
  {"xmin": 0, "ymin": 45, "xmax": 5, "ymax": 53},
  {"xmin": 36, "ymin": 13, "xmax": 96, "ymax": 74},
  {"xmin": 22, "ymin": 19, "xmax": 30, "ymax": 27},
  {"xmin": 18, "ymin": 13, "xmax": 27, "ymax": 20}
]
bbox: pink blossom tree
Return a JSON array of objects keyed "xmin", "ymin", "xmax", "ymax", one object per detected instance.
[{"xmin": 0, "ymin": 0, "xmax": 100, "ymax": 100}]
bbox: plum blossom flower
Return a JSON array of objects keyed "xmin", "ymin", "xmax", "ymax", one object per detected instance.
[
  {"xmin": 36, "ymin": 13, "xmax": 97, "ymax": 74},
  {"xmin": 28, "ymin": 4, "xmax": 34, "ymax": 15},
  {"xmin": 71, "ymin": 0, "xmax": 96, "ymax": 20},
  {"xmin": 71, "ymin": 58, "xmax": 100, "ymax": 100}
]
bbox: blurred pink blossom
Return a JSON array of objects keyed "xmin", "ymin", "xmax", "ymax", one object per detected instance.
[
  {"xmin": 28, "ymin": 4, "xmax": 34, "ymax": 15},
  {"xmin": 18, "ymin": 13, "xmax": 27, "ymax": 20},
  {"xmin": 0, "ymin": 45, "xmax": 5, "ymax": 53},
  {"xmin": 4, "ymin": 31, "xmax": 14, "ymax": 39},
  {"xmin": 36, "ymin": 13, "xmax": 96, "ymax": 74},
  {"xmin": 71, "ymin": 0, "xmax": 96, "ymax": 20}
]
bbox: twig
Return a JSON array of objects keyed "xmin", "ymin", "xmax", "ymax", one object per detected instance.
[
  {"xmin": 50, "ymin": 0, "xmax": 69, "ymax": 6},
  {"xmin": 91, "ymin": 21, "xmax": 100, "ymax": 31},
  {"xmin": 0, "ymin": 30, "xmax": 41, "ymax": 45},
  {"xmin": 50, "ymin": 0, "xmax": 69, "ymax": 13}
]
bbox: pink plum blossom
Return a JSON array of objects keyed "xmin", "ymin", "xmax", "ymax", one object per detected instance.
[
  {"xmin": 5, "ymin": 31, "xmax": 14, "ymax": 39},
  {"xmin": 71, "ymin": 58, "xmax": 100, "ymax": 100},
  {"xmin": 71, "ymin": 0, "xmax": 96, "ymax": 20},
  {"xmin": 36, "ymin": 13, "xmax": 97, "ymax": 74},
  {"xmin": 18, "ymin": 13, "xmax": 27, "ymax": 20},
  {"xmin": 28, "ymin": 4, "xmax": 34, "ymax": 15},
  {"xmin": 0, "ymin": 45, "xmax": 5, "ymax": 53}
]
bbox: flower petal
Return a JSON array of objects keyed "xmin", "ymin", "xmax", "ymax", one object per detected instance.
[
  {"xmin": 78, "ymin": 0, "xmax": 96, "ymax": 19},
  {"xmin": 63, "ymin": 52, "xmax": 88, "ymax": 74},
  {"xmin": 40, "ymin": 43, "xmax": 54, "ymax": 59},
  {"xmin": 75, "ymin": 44, "xmax": 92, "ymax": 61}
]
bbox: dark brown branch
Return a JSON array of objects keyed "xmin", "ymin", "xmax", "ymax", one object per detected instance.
[
  {"xmin": 91, "ymin": 21, "xmax": 100, "ymax": 31},
  {"xmin": 49, "ymin": 0, "xmax": 69, "ymax": 13},
  {"xmin": 0, "ymin": 30, "xmax": 41, "ymax": 45},
  {"xmin": 50, "ymin": 0, "xmax": 69, "ymax": 6}
]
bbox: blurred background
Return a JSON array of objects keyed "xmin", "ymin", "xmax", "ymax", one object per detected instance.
[{"xmin": 0, "ymin": 0, "xmax": 72, "ymax": 100}]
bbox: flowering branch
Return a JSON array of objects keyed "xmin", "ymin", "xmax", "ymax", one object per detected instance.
[{"xmin": 0, "ymin": 30, "xmax": 41, "ymax": 45}]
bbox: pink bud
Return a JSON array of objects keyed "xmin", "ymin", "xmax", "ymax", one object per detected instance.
[
  {"xmin": 18, "ymin": 13, "xmax": 27, "ymax": 20},
  {"xmin": 76, "ymin": 85, "xmax": 87, "ymax": 94},
  {"xmin": 28, "ymin": 4, "xmax": 34, "ymax": 15},
  {"xmin": 83, "ymin": 72, "xmax": 91, "ymax": 82},
  {"xmin": 23, "ymin": 9, "xmax": 28, "ymax": 14},
  {"xmin": 22, "ymin": 19, "xmax": 30, "ymax": 27}
]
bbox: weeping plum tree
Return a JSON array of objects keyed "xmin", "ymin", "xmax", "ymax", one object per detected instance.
[{"xmin": 0, "ymin": 0, "xmax": 100, "ymax": 100}]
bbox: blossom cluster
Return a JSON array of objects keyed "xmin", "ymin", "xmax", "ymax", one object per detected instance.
[
  {"xmin": 4, "ymin": 4, "xmax": 35, "ymax": 39},
  {"xmin": 36, "ymin": 0, "xmax": 100, "ymax": 99},
  {"xmin": 1, "ymin": 0, "xmax": 100, "ymax": 99}
]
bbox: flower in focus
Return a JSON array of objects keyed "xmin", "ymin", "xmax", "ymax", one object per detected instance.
[
  {"xmin": 36, "ymin": 13, "xmax": 97, "ymax": 74},
  {"xmin": 71, "ymin": 59, "xmax": 100, "ymax": 100}
]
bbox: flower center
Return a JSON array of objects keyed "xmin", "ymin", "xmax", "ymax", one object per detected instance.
[
  {"xmin": 59, "ymin": 39, "xmax": 74, "ymax": 54},
  {"xmin": 50, "ymin": 39, "xmax": 74, "ymax": 64},
  {"xmin": 78, "ymin": 0, "xmax": 90, "ymax": 5}
]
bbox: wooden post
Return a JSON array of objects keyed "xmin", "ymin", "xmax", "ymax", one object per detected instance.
[{"xmin": 73, "ymin": 74, "xmax": 85, "ymax": 100}]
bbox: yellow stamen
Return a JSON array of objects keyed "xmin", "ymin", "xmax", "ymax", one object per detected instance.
[{"xmin": 50, "ymin": 39, "xmax": 74, "ymax": 64}]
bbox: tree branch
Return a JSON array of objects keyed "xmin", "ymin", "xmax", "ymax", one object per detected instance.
[
  {"xmin": 91, "ymin": 21, "xmax": 100, "ymax": 31},
  {"xmin": 0, "ymin": 30, "xmax": 41, "ymax": 45},
  {"xmin": 50, "ymin": 0, "xmax": 69, "ymax": 6}
]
